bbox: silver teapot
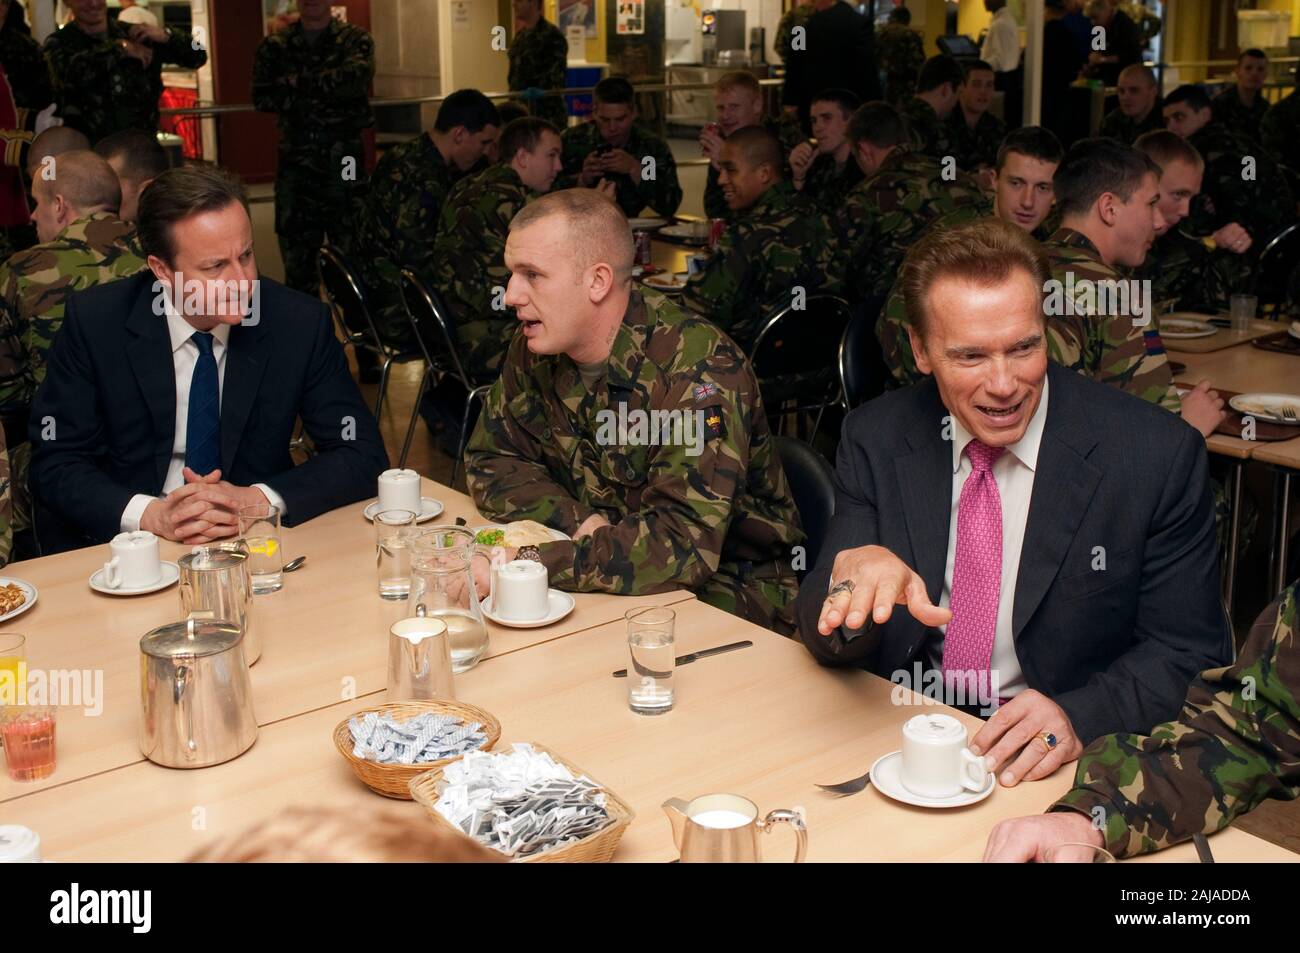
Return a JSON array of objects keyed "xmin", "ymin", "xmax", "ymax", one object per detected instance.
[{"xmin": 178, "ymin": 545, "xmax": 259, "ymax": 664}]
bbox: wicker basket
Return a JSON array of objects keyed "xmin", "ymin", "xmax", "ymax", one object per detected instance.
[
  {"xmin": 334, "ymin": 700, "xmax": 501, "ymax": 799},
  {"xmin": 408, "ymin": 743, "xmax": 635, "ymax": 863}
]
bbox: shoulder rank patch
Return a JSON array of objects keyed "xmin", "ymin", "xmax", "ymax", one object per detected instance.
[
  {"xmin": 701, "ymin": 405, "xmax": 726, "ymax": 440},
  {"xmin": 693, "ymin": 381, "xmax": 719, "ymax": 402}
]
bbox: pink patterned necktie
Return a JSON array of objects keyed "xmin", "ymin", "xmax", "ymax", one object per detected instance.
[{"xmin": 942, "ymin": 440, "xmax": 1005, "ymax": 695}]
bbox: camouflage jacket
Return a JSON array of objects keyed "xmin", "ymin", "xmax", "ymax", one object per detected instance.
[
  {"xmin": 465, "ymin": 289, "xmax": 804, "ymax": 634},
  {"xmin": 877, "ymin": 204, "xmax": 997, "ymax": 386},
  {"xmin": 799, "ymin": 152, "xmax": 863, "ymax": 214},
  {"xmin": 1044, "ymin": 227, "xmax": 1180, "ymax": 413},
  {"xmin": 42, "ymin": 19, "xmax": 206, "ymax": 144},
  {"xmin": 945, "ymin": 107, "xmax": 1005, "ymax": 171},
  {"xmin": 508, "ymin": 16, "xmax": 568, "ymax": 127},
  {"xmin": 704, "ymin": 115, "xmax": 803, "ymax": 222},
  {"xmin": 836, "ymin": 145, "xmax": 986, "ymax": 304},
  {"xmin": 0, "ymin": 26, "xmax": 53, "ymax": 111},
  {"xmin": 680, "ymin": 180, "xmax": 845, "ymax": 351},
  {"xmin": 1098, "ymin": 106, "xmax": 1163, "ymax": 145},
  {"xmin": 899, "ymin": 96, "xmax": 954, "ymax": 160},
  {"xmin": 1186, "ymin": 123, "xmax": 1295, "ymax": 244},
  {"xmin": 252, "ymin": 18, "xmax": 375, "ymax": 158},
  {"xmin": 1211, "ymin": 86, "xmax": 1268, "ymax": 143},
  {"xmin": 0, "ymin": 212, "xmax": 145, "ymax": 414},
  {"xmin": 355, "ymin": 133, "xmax": 457, "ymax": 338},
  {"xmin": 0, "ymin": 427, "xmax": 9, "ymax": 566},
  {"xmin": 1135, "ymin": 227, "xmax": 1245, "ymax": 315},
  {"xmin": 1260, "ymin": 92, "xmax": 1300, "ymax": 179},
  {"xmin": 774, "ymin": 3, "xmax": 814, "ymax": 62},
  {"xmin": 876, "ymin": 23, "xmax": 925, "ymax": 104},
  {"xmin": 559, "ymin": 122, "xmax": 683, "ymax": 218},
  {"xmin": 1053, "ymin": 581, "xmax": 1299, "ymax": 858}
]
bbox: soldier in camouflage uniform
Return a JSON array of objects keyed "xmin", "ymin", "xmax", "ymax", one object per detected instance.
[
  {"xmin": 946, "ymin": 61, "xmax": 1004, "ymax": 174},
  {"xmin": 354, "ymin": 90, "xmax": 501, "ymax": 347},
  {"xmin": 899, "ymin": 56, "xmax": 964, "ymax": 160},
  {"xmin": 837, "ymin": 102, "xmax": 985, "ymax": 307},
  {"xmin": 427, "ymin": 118, "xmax": 562, "ymax": 383},
  {"xmin": 1210, "ymin": 49, "xmax": 1270, "ymax": 142},
  {"xmin": 1164, "ymin": 84, "xmax": 1296, "ymax": 247},
  {"xmin": 0, "ymin": 425, "xmax": 10, "ymax": 565},
  {"xmin": 1098, "ymin": 64, "xmax": 1162, "ymax": 145},
  {"xmin": 0, "ymin": 150, "xmax": 144, "ymax": 557},
  {"xmin": 559, "ymin": 77, "xmax": 682, "ymax": 219},
  {"xmin": 985, "ymin": 581, "xmax": 1299, "ymax": 861},
  {"xmin": 875, "ymin": 8, "xmax": 925, "ymax": 105},
  {"xmin": 702, "ymin": 72, "xmax": 802, "ymax": 223},
  {"xmin": 681, "ymin": 128, "xmax": 844, "ymax": 352},
  {"xmin": 508, "ymin": 0, "xmax": 568, "ymax": 130},
  {"xmin": 252, "ymin": 2, "xmax": 374, "ymax": 295},
  {"xmin": 1260, "ymin": 85, "xmax": 1300, "ymax": 175},
  {"xmin": 466, "ymin": 190, "xmax": 803, "ymax": 633},
  {"xmin": 788, "ymin": 88, "xmax": 863, "ymax": 214},
  {"xmin": 42, "ymin": 0, "xmax": 206, "ymax": 145}
]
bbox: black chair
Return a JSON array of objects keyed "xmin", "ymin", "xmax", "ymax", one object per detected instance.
[
  {"xmin": 398, "ymin": 268, "xmax": 492, "ymax": 486},
  {"xmin": 1255, "ymin": 222, "xmax": 1300, "ymax": 319},
  {"xmin": 317, "ymin": 244, "xmax": 421, "ymax": 421},
  {"xmin": 773, "ymin": 435, "xmax": 835, "ymax": 576},
  {"xmin": 839, "ymin": 295, "xmax": 889, "ymax": 411},
  {"xmin": 751, "ymin": 294, "xmax": 853, "ymax": 441}
]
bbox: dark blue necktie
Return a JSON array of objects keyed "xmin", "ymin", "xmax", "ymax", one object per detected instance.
[{"xmin": 185, "ymin": 331, "xmax": 221, "ymax": 476}]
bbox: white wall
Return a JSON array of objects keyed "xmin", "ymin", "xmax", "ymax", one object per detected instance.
[{"xmin": 438, "ymin": 0, "xmax": 510, "ymax": 96}]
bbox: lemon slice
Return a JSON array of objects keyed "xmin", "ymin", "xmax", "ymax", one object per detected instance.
[{"xmin": 246, "ymin": 538, "xmax": 279, "ymax": 557}]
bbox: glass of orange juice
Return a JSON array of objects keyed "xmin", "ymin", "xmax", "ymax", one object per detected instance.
[{"xmin": 0, "ymin": 633, "xmax": 25, "ymax": 749}]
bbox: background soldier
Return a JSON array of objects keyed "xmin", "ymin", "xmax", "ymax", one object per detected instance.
[
  {"xmin": 43, "ymin": 0, "xmax": 207, "ymax": 145},
  {"xmin": 1099, "ymin": 65, "xmax": 1162, "ymax": 144},
  {"xmin": 252, "ymin": 0, "xmax": 374, "ymax": 295},
  {"xmin": 876, "ymin": 6, "xmax": 925, "ymax": 104},
  {"xmin": 788, "ymin": 88, "xmax": 862, "ymax": 213},
  {"xmin": 700, "ymin": 71, "xmax": 801, "ymax": 222},
  {"xmin": 900, "ymin": 55, "xmax": 964, "ymax": 159},
  {"xmin": 1260, "ymin": 70, "xmax": 1300, "ymax": 174},
  {"xmin": 1211, "ymin": 48, "xmax": 1270, "ymax": 141},
  {"xmin": 508, "ymin": 0, "xmax": 568, "ymax": 129},
  {"xmin": 0, "ymin": 0, "xmax": 52, "ymax": 113},
  {"xmin": 946, "ymin": 60, "xmax": 1005, "ymax": 179}
]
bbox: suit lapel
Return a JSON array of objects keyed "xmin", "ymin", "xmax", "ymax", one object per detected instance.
[
  {"xmin": 1012, "ymin": 367, "xmax": 1103, "ymax": 638},
  {"xmin": 895, "ymin": 385, "xmax": 953, "ymax": 602},
  {"xmin": 124, "ymin": 276, "xmax": 176, "ymax": 491},
  {"xmin": 220, "ymin": 319, "xmax": 270, "ymax": 475}
]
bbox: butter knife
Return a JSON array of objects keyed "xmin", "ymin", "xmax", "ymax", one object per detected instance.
[{"xmin": 612, "ymin": 639, "xmax": 753, "ymax": 678}]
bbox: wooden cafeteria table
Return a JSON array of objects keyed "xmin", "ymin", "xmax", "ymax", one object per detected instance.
[
  {"xmin": 3, "ymin": 600, "xmax": 1291, "ymax": 863},
  {"xmin": 0, "ymin": 479, "xmax": 694, "ymax": 802}
]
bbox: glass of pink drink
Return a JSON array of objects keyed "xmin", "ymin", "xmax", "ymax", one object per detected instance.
[{"xmin": 1, "ymin": 706, "xmax": 56, "ymax": 782}]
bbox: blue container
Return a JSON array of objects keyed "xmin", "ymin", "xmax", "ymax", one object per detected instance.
[{"xmin": 565, "ymin": 65, "xmax": 606, "ymax": 118}]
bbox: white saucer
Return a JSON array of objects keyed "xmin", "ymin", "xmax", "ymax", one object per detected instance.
[
  {"xmin": 481, "ymin": 590, "xmax": 576, "ymax": 628},
  {"xmin": 869, "ymin": 750, "xmax": 996, "ymax": 809},
  {"xmin": 89, "ymin": 561, "xmax": 180, "ymax": 596},
  {"xmin": 363, "ymin": 497, "xmax": 445, "ymax": 523}
]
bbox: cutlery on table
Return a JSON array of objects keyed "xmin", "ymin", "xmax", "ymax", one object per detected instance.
[
  {"xmin": 611, "ymin": 639, "xmax": 752, "ymax": 678},
  {"xmin": 816, "ymin": 771, "xmax": 873, "ymax": 796},
  {"xmin": 1192, "ymin": 832, "xmax": 1215, "ymax": 863},
  {"xmin": 282, "ymin": 555, "xmax": 307, "ymax": 573}
]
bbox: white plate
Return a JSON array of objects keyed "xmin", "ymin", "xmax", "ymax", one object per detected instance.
[
  {"xmin": 470, "ymin": 523, "xmax": 570, "ymax": 546},
  {"xmin": 642, "ymin": 271, "xmax": 689, "ymax": 293},
  {"xmin": 1288, "ymin": 321, "xmax": 1300, "ymax": 341},
  {"xmin": 658, "ymin": 223, "xmax": 707, "ymax": 243},
  {"xmin": 481, "ymin": 590, "xmax": 576, "ymax": 628},
  {"xmin": 0, "ymin": 577, "xmax": 37, "ymax": 623},
  {"xmin": 1160, "ymin": 316, "xmax": 1217, "ymax": 339},
  {"xmin": 1228, "ymin": 393, "xmax": 1300, "ymax": 426},
  {"xmin": 628, "ymin": 217, "xmax": 667, "ymax": 231},
  {"xmin": 362, "ymin": 497, "xmax": 445, "ymax": 523},
  {"xmin": 89, "ymin": 561, "xmax": 180, "ymax": 596},
  {"xmin": 868, "ymin": 750, "xmax": 996, "ymax": 809}
]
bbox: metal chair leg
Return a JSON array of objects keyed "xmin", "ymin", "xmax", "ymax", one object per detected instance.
[
  {"xmin": 1269, "ymin": 468, "xmax": 1294, "ymax": 594},
  {"xmin": 398, "ymin": 367, "xmax": 430, "ymax": 469},
  {"xmin": 374, "ymin": 355, "xmax": 394, "ymax": 420},
  {"xmin": 1223, "ymin": 460, "xmax": 1244, "ymax": 615}
]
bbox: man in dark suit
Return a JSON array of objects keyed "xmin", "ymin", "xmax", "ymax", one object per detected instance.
[
  {"xmin": 797, "ymin": 218, "xmax": 1230, "ymax": 790},
  {"xmin": 782, "ymin": 0, "xmax": 881, "ymax": 126},
  {"xmin": 29, "ymin": 165, "xmax": 388, "ymax": 553}
]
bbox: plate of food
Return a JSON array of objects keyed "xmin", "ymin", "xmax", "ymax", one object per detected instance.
[
  {"xmin": 1289, "ymin": 320, "xmax": 1300, "ymax": 341},
  {"xmin": 1160, "ymin": 315, "xmax": 1217, "ymax": 339},
  {"xmin": 628, "ymin": 217, "xmax": 667, "ymax": 231},
  {"xmin": 471, "ymin": 520, "xmax": 570, "ymax": 547},
  {"xmin": 642, "ymin": 271, "xmax": 689, "ymax": 293},
  {"xmin": 0, "ymin": 578, "xmax": 37, "ymax": 624},
  {"xmin": 658, "ymin": 223, "xmax": 708, "ymax": 244},
  {"xmin": 1228, "ymin": 393, "xmax": 1300, "ymax": 425}
]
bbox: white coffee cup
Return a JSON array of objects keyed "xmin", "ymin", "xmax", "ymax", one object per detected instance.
[
  {"xmin": 0, "ymin": 825, "xmax": 42, "ymax": 863},
  {"xmin": 378, "ymin": 468, "xmax": 422, "ymax": 514},
  {"xmin": 490, "ymin": 559, "xmax": 549, "ymax": 621},
  {"xmin": 103, "ymin": 531, "xmax": 162, "ymax": 589},
  {"xmin": 899, "ymin": 713, "xmax": 990, "ymax": 799}
]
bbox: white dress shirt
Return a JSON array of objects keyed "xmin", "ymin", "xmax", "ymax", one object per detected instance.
[
  {"xmin": 925, "ymin": 378, "xmax": 1049, "ymax": 699},
  {"xmin": 120, "ymin": 302, "xmax": 285, "ymax": 532},
  {"xmin": 980, "ymin": 6, "xmax": 1021, "ymax": 73}
]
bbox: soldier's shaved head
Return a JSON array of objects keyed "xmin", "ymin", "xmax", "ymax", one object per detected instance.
[
  {"xmin": 31, "ymin": 151, "xmax": 122, "ymax": 242},
  {"xmin": 1118, "ymin": 64, "xmax": 1156, "ymax": 88},
  {"xmin": 26, "ymin": 126, "xmax": 91, "ymax": 178},
  {"xmin": 723, "ymin": 126, "xmax": 783, "ymax": 177},
  {"xmin": 510, "ymin": 187, "xmax": 634, "ymax": 281}
]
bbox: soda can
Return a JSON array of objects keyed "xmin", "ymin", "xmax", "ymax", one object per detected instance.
[
  {"xmin": 634, "ymin": 229, "xmax": 652, "ymax": 267},
  {"xmin": 708, "ymin": 218, "xmax": 725, "ymax": 250}
]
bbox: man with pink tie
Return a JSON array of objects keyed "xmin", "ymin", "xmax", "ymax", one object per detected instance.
[{"xmin": 795, "ymin": 218, "xmax": 1230, "ymax": 789}]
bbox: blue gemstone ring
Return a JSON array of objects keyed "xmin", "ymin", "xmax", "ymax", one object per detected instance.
[{"xmin": 1038, "ymin": 731, "xmax": 1059, "ymax": 752}]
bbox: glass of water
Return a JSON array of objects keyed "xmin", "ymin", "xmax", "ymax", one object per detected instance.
[
  {"xmin": 375, "ymin": 509, "xmax": 417, "ymax": 599},
  {"xmin": 626, "ymin": 606, "xmax": 676, "ymax": 715},
  {"xmin": 1230, "ymin": 293, "xmax": 1257, "ymax": 332},
  {"xmin": 237, "ymin": 503, "xmax": 283, "ymax": 594}
]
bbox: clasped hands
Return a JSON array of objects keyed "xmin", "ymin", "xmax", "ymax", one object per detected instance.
[{"xmin": 140, "ymin": 468, "xmax": 270, "ymax": 545}]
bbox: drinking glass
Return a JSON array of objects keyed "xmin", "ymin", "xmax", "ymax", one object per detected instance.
[
  {"xmin": 0, "ymin": 633, "xmax": 25, "ymax": 747},
  {"xmin": 375, "ymin": 509, "xmax": 417, "ymax": 600},
  {"xmin": 238, "ymin": 503, "xmax": 283, "ymax": 594},
  {"xmin": 626, "ymin": 606, "xmax": 675, "ymax": 715},
  {"xmin": 1230, "ymin": 293, "xmax": 1257, "ymax": 332},
  {"xmin": 408, "ymin": 527, "xmax": 491, "ymax": 673},
  {"xmin": 1, "ymin": 706, "xmax": 56, "ymax": 782}
]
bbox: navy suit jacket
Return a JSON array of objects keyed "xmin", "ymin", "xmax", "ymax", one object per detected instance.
[
  {"xmin": 29, "ymin": 272, "xmax": 389, "ymax": 553},
  {"xmin": 795, "ymin": 363, "xmax": 1232, "ymax": 745}
]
